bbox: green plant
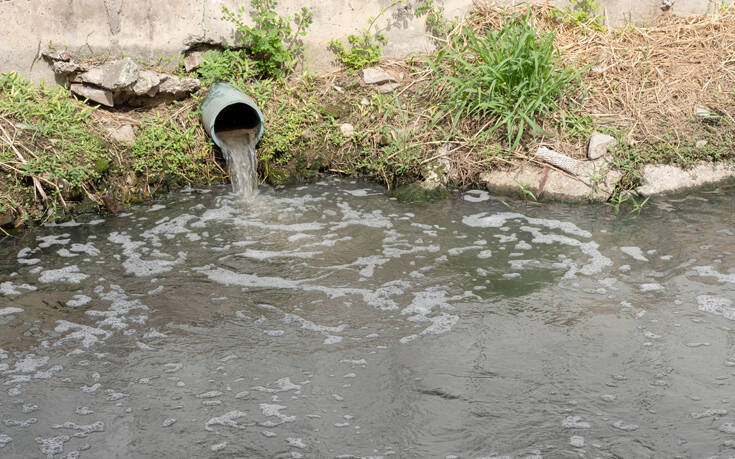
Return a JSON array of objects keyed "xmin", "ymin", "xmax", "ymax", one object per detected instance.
[
  {"xmin": 196, "ymin": 49, "xmax": 257, "ymax": 86},
  {"xmin": 131, "ymin": 112, "xmax": 213, "ymax": 185},
  {"xmin": 548, "ymin": 0, "xmax": 605, "ymax": 32},
  {"xmin": 329, "ymin": 1, "xmax": 404, "ymax": 69},
  {"xmin": 513, "ymin": 179, "xmax": 537, "ymax": 201},
  {"xmin": 415, "ymin": 0, "xmax": 453, "ymax": 38},
  {"xmin": 222, "ymin": 0, "xmax": 313, "ymax": 78},
  {"xmin": 629, "ymin": 195, "xmax": 649, "ymax": 213},
  {"xmin": 429, "ymin": 9, "xmax": 585, "ymax": 150},
  {"xmin": 0, "ymin": 72, "xmax": 111, "ymax": 218}
]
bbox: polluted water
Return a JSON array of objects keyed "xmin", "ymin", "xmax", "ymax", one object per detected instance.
[
  {"xmin": 0, "ymin": 179, "xmax": 734, "ymax": 458},
  {"xmin": 217, "ymin": 127, "xmax": 259, "ymax": 196}
]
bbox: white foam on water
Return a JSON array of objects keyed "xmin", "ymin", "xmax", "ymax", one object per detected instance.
[
  {"xmin": 67, "ymin": 295, "xmax": 92, "ymax": 308},
  {"xmin": 621, "ymin": 247, "xmax": 649, "ymax": 262},
  {"xmin": 260, "ymin": 403, "xmax": 295, "ymax": 422},
  {"xmin": 51, "ymin": 421, "xmax": 104, "ymax": 435},
  {"xmin": 323, "ymin": 335, "xmax": 343, "ymax": 345},
  {"xmin": 108, "ymin": 232, "xmax": 186, "ymax": 277},
  {"xmin": 691, "ymin": 409, "xmax": 728, "ymax": 419},
  {"xmin": 54, "ymin": 321, "xmax": 112, "ymax": 348},
  {"xmin": 692, "ymin": 266, "xmax": 735, "ymax": 283},
  {"xmin": 38, "ymin": 265, "xmax": 88, "ymax": 284},
  {"xmin": 463, "ymin": 190, "xmax": 491, "ymax": 202},
  {"xmin": 0, "ymin": 307, "xmax": 23, "ymax": 316},
  {"xmin": 252, "ymin": 377, "xmax": 302, "ymax": 393},
  {"xmin": 343, "ymin": 189, "xmax": 374, "ymax": 197},
  {"xmin": 519, "ymin": 226, "xmax": 611, "ymax": 276},
  {"xmin": 697, "ymin": 295, "xmax": 735, "ymax": 320},
  {"xmin": 37, "ymin": 234, "xmax": 71, "ymax": 248},
  {"xmin": 640, "ymin": 283, "xmax": 665, "ymax": 292},
  {"xmin": 611, "ymin": 420, "xmax": 639, "ymax": 431},
  {"xmin": 463, "ymin": 212, "xmax": 592, "ymax": 238},
  {"xmin": 35, "ymin": 435, "xmax": 70, "ymax": 456},
  {"xmin": 287, "ymin": 438, "xmax": 307, "ymax": 449},
  {"xmin": 0, "ymin": 434, "xmax": 11, "ymax": 448},
  {"xmin": 333, "ymin": 202, "xmax": 392, "ymax": 230},
  {"xmin": 569, "ymin": 436, "xmax": 584, "ymax": 448},
  {"xmin": 205, "ymin": 410, "xmax": 248, "ymax": 431},
  {"xmin": 210, "ymin": 442, "xmax": 227, "ymax": 451},
  {"xmin": 12, "ymin": 354, "xmax": 49, "ymax": 373},
  {"xmin": 235, "ymin": 249, "xmax": 321, "ymax": 260},
  {"xmin": 447, "ymin": 245, "xmax": 484, "ymax": 256}
]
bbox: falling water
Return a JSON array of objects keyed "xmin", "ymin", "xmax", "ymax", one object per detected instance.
[{"xmin": 217, "ymin": 128, "xmax": 258, "ymax": 196}]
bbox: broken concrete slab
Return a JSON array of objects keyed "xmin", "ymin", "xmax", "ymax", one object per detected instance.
[
  {"xmin": 362, "ymin": 67, "xmax": 396, "ymax": 85},
  {"xmin": 70, "ymin": 84, "xmax": 114, "ymax": 107},
  {"xmin": 77, "ymin": 58, "xmax": 139, "ymax": 90},
  {"xmin": 158, "ymin": 75, "xmax": 201, "ymax": 96},
  {"xmin": 587, "ymin": 132, "xmax": 617, "ymax": 160},
  {"xmin": 183, "ymin": 52, "xmax": 203, "ymax": 72},
  {"xmin": 480, "ymin": 158, "xmax": 621, "ymax": 202},
  {"xmin": 132, "ymin": 70, "xmax": 166, "ymax": 96},
  {"xmin": 376, "ymin": 82, "xmax": 401, "ymax": 93},
  {"xmin": 636, "ymin": 163, "xmax": 735, "ymax": 195}
]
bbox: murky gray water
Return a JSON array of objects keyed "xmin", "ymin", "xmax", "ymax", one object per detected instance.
[
  {"xmin": 1, "ymin": 179, "xmax": 734, "ymax": 458},
  {"xmin": 218, "ymin": 129, "xmax": 258, "ymax": 197}
]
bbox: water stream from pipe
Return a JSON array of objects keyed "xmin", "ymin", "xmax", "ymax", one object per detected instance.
[{"xmin": 217, "ymin": 129, "xmax": 258, "ymax": 197}]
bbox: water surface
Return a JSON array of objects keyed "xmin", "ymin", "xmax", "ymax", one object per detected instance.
[{"xmin": 0, "ymin": 179, "xmax": 734, "ymax": 458}]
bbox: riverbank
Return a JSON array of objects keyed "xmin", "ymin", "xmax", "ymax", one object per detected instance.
[{"xmin": 2, "ymin": 2, "xmax": 735, "ymax": 231}]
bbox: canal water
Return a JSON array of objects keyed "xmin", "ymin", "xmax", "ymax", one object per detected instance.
[{"xmin": 0, "ymin": 179, "xmax": 733, "ymax": 458}]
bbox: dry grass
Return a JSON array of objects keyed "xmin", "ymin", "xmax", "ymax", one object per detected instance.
[{"xmin": 472, "ymin": 2, "xmax": 735, "ymax": 144}]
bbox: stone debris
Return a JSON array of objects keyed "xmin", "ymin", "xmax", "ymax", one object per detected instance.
[
  {"xmin": 481, "ymin": 146, "xmax": 622, "ymax": 201},
  {"xmin": 694, "ymin": 104, "xmax": 719, "ymax": 121},
  {"xmin": 376, "ymin": 82, "xmax": 401, "ymax": 93},
  {"xmin": 107, "ymin": 125, "xmax": 136, "ymax": 145},
  {"xmin": 636, "ymin": 163, "xmax": 735, "ymax": 195},
  {"xmin": 339, "ymin": 123, "xmax": 355, "ymax": 137},
  {"xmin": 183, "ymin": 52, "xmax": 203, "ymax": 72},
  {"xmin": 44, "ymin": 52, "xmax": 200, "ymax": 107},
  {"xmin": 362, "ymin": 67, "xmax": 397, "ymax": 85},
  {"xmin": 70, "ymin": 84, "xmax": 114, "ymax": 107},
  {"xmin": 587, "ymin": 132, "xmax": 617, "ymax": 160}
]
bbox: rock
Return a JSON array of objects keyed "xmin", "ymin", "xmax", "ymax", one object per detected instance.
[
  {"xmin": 535, "ymin": 146, "xmax": 585, "ymax": 176},
  {"xmin": 320, "ymin": 102, "xmax": 349, "ymax": 119},
  {"xmin": 695, "ymin": 140, "xmax": 708, "ymax": 148},
  {"xmin": 78, "ymin": 58, "xmax": 139, "ymax": 90},
  {"xmin": 108, "ymin": 125, "xmax": 136, "ymax": 145},
  {"xmin": 53, "ymin": 60, "xmax": 85, "ymax": 74},
  {"xmin": 479, "ymin": 160, "xmax": 621, "ymax": 202},
  {"xmin": 362, "ymin": 67, "xmax": 396, "ymax": 85},
  {"xmin": 183, "ymin": 52, "xmax": 203, "ymax": 73},
  {"xmin": 133, "ymin": 70, "xmax": 166, "ymax": 96},
  {"xmin": 636, "ymin": 163, "xmax": 735, "ymax": 195},
  {"xmin": 339, "ymin": 123, "xmax": 355, "ymax": 137},
  {"xmin": 587, "ymin": 132, "xmax": 617, "ymax": 160},
  {"xmin": 360, "ymin": 98, "xmax": 370, "ymax": 106},
  {"xmin": 42, "ymin": 50, "xmax": 71, "ymax": 62},
  {"xmin": 376, "ymin": 82, "xmax": 401, "ymax": 93},
  {"xmin": 158, "ymin": 75, "xmax": 201, "ymax": 96},
  {"xmin": 70, "ymin": 84, "xmax": 114, "ymax": 107}
]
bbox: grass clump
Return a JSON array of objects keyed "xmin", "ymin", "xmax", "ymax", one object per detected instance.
[
  {"xmin": 429, "ymin": 8, "xmax": 585, "ymax": 150},
  {"xmin": 328, "ymin": 2, "xmax": 401, "ymax": 69},
  {"xmin": 0, "ymin": 72, "xmax": 112, "ymax": 222},
  {"xmin": 221, "ymin": 0, "xmax": 312, "ymax": 78}
]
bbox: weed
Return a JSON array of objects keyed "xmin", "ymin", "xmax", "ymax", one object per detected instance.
[
  {"xmin": 329, "ymin": 1, "xmax": 405, "ymax": 69},
  {"xmin": 514, "ymin": 179, "xmax": 537, "ymax": 201},
  {"xmin": 131, "ymin": 110, "xmax": 219, "ymax": 189},
  {"xmin": 196, "ymin": 49, "xmax": 257, "ymax": 86},
  {"xmin": 0, "ymin": 72, "xmax": 112, "ymax": 220},
  {"xmin": 415, "ymin": 0, "xmax": 454, "ymax": 38},
  {"xmin": 629, "ymin": 195, "xmax": 649, "ymax": 213},
  {"xmin": 429, "ymin": 8, "xmax": 585, "ymax": 150},
  {"xmin": 222, "ymin": 0, "xmax": 313, "ymax": 78},
  {"xmin": 548, "ymin": 0, "xmax": 605, "ymax": 32}
]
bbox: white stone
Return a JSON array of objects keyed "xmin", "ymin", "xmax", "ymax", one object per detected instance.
[
  {"xmin": 362, "ymin": 67, "xmax": 396, "ymax": 85},
  {"xmin": 70, "ymin": 84, "xmax": 114, "ymax": 107},
  {"xmin": 587, "ymin": 132, "xmax": 617, "ymax": 160},
  {"xmin": 109, "ymin": 125, "xmax": 136, "ymax": 145},
  {"xmin": 78, "ymin": 58, "xmax": 139, "ymax": 90},
  {"xmin": 376, "ymin": 82, "xmax": 401, "ymax": 93},
  {"xmin": 636, "ymin": 163, "xmax": 735, "ymax": 195},
  {"xmin": 339, "ymin": 123, "xmax": 354, "ymax": 137},
  {"xmin": 132, "ymin": 70, "xmax": 165, "ymax": 96}
]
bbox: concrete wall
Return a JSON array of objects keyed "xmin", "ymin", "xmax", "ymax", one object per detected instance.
[{"xmin": 0, "ymin": 0, "xmax": 719, "ymax": 84}]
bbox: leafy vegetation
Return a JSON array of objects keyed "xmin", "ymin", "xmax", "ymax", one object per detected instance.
[
  {"xmin": 548, "ymin": 0, "xmax": 605, "ymax": 32},
  {"xmin": 221, "ymin": 0, "xmax": 313, "ymax": 79},
  {"xmin": 429, "ymin": 9, "xmax": 585, "ymax": 150},
  {"xmin": 328, "ymin": 2, "xmax": 403, "ymax": 69}
]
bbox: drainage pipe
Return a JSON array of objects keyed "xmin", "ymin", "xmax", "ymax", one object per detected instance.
[{"xmin": 201, "ymin": 82, "xmax": 265, "ymax": 147}]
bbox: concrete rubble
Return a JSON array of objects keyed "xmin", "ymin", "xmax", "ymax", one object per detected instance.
[
  {"xmin": 636, "ymin": 163, "xmax": 735, "ymax": 195},
  {"xmin": 42, "ymin": 52, "xmax": 200, "ymax": 108},
  {"xmin": 480, "ymin": 146, "xmax": 622, "ymax": 201}
]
